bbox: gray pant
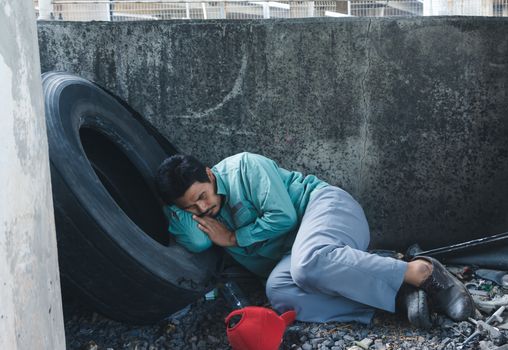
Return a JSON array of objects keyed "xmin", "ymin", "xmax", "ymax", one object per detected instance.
[{"xmin": 266, "ymin": 186, "xmax": 408, "ymax": 324}]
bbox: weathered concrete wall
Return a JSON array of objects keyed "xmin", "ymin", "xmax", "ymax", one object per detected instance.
[
  {"xmin": 37, "ymin": 18, "xmax": 508, "ymax": 251},
  {"xmin": 1, "ymin": 0, "xmax": 65, "ymax": 348}
]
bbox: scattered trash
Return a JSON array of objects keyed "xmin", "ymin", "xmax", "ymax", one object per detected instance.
[
  {"xmin": 459, "ymin": 306, "xmax": 506, "ymax": 348},
  {"xmin": 467, "ymin": 285, "xmax": 490, "ymax": 297},
  {"xmin": 447, "ymin": 265, "xmax": 474, "ymax": 281},
  {"xmin": 475, "ymin": 269, "xmax": 508, "ymax": 288},
  {"xmin": 204, "ymin": 287, "xmax": 219, "ymax": 301},
  {"xmin": 472, "ymin": 294, "xmax": 508, "ymax": 314},
  {"xmin": 64, "ymin": 247, "xmax": 508, "ymax": 350},
  {"xmin": 485, "ymin": 306, "xmax": 506, "ymax": 325}
]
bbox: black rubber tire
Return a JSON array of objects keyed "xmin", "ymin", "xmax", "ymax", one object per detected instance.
[{"xmin": 42, "ymin": 72, "xmax": 221, "ymax": 324}]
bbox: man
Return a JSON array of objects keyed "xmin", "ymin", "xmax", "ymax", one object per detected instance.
[{"xmin": 156, "ymin": 152, "xmax": 474, "ymax": 326}]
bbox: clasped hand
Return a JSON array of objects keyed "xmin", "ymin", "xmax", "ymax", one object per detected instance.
[{"xmin": 192, "ymin": 215, "xmax": 237, "ymax": 247}]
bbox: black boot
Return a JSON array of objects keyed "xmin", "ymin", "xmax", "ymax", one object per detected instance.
[
  {"xmin": 413, "ymin": 256, "xmax": 475, "ymax": 321},
  {"xmin": 397, "ymin": 283, "xmax": 433, "ymax": 329}
]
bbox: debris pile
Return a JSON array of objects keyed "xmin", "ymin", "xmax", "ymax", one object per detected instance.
[
  {"xmin": 64, "ymin": 266, "xmax": 508, "ymax": 350},
  {"xmin": 451, "ymin": 267, "xmax": 508, "ymax": 349}
]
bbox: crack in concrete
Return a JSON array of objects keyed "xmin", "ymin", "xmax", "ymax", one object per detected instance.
[
  {"xmin": 357, "ymin": 19, "xmax": 372, "ymax": 196},
  {"xmin": 175, "ymin": 49, "xmax": 248, "ymax": 120}
]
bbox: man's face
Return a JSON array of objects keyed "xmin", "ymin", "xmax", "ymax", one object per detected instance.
[{"xmin": 174, "ymin": 168, "xmax": 222, "ymax": 217}]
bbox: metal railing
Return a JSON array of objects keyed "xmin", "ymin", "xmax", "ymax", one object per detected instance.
[{"xmin": 34, "ymin": 0, "xmax": 508, "ymax": 20}]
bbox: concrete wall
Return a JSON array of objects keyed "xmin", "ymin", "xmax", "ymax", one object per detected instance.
[
  {"xmin": 1, "ymin": 0, "xmax": 65, "ymax": 348},
  {"xmin": 37, "ymin": 18, "xmax": 508, "ymax": 251}
]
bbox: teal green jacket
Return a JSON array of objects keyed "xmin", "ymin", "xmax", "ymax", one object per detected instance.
[{"xmin": 163, "ymin": 152, "xmax": 328, "ymax": 278}]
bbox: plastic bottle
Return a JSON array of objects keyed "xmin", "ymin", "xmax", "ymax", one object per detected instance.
[{"xmin": 221, "ymin": 281, "xmax": 250, "ymax": 309}]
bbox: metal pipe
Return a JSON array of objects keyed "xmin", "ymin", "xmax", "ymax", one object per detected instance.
[{"xmin": 413, "ymin": 231, "xmax": 508, "ymax": 258}]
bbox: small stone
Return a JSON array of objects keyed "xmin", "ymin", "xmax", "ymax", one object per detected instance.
[
  {"xmin": 437, "ymin": 337, "xmax": 450, "ymax": 350},
  {"xmin": 346, "ymin": 346, "xmax": 362, "ymax": 350},
  {"xmin": 288, "ymin": 325, "xmax": 303, "ymax": 332},
  {"xmin": 154, "ymin": 336, "xmax": 165, "ymax": 345},
  {"xmin": 374, "ymin": 339, "xmax": 386, "ymax": 350},
  {"xmin": 343, "ymin": 335, "xmax": 355, "ymax": 342},
  {"xmin": 207, "ymin": 335, "xmax": 219, "ymax": 343},
  {"xmin": 172, "ymin": 331, "xmax": 183, "ymax": 340},
  {"xmin": 81, "ymin": 341, "xmax": 98, "ymax": 350},
  {"xmin": 164, "ymin": 323, "xmax": 176, "ymax": 334},
  {"xmin": 302, "ymin": 342, "xmax": 312, "ymax": 350},
  {"xmin": 479, "ymin": 340, "xmax": 494, "ymax": 350},
  {"xmin": 310, "ymin": 338, "xmax": 324, "ymax": 346},
  {"xmin": 322, "ymin": 340, "xmax": 332, "ymax": 347},
  {"xmin": 440, "ymin": 318, "xmax": 455, "ymax": 329},
  {"xmin": 78, "ymin": 327, "xmax": 94, "ymax": 335},
  {"xmin": 355, "ymin": 338, "xmax": 373, "ymax": 349}
]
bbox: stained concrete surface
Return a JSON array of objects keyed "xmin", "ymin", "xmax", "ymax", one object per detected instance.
[
  {"xmin": 37, "ymin": 17, "xmax": 508, "ymax": 251},
  {"xmin": 0, "ymin": 0, "xmax": 65, "ymax": 348}
]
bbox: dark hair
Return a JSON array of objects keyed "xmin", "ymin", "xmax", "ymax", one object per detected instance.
[{"xmin": 156, "ymin": 155, "xmax": 209, "ymax": 205}]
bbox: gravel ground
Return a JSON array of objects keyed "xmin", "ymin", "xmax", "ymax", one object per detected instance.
[{"xmin": 64, "ymin": 277, "xmax": 508, "ymax": 350}]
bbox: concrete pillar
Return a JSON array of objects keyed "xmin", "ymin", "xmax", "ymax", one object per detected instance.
[
  {"xmin": 38, "ymin": 0, "xmax": 53, "ymax": 20},
  {"xmin": 0, "ymin": 0, "xmax": 65, "ymax": 349}
]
